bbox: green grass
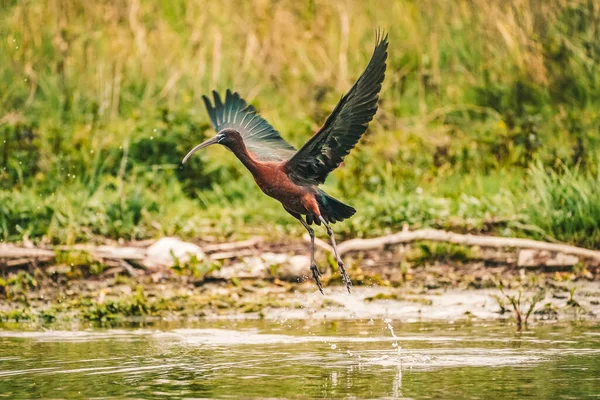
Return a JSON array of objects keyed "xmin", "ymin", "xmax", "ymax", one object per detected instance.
[
  {"xmin": 526, "ymin": 162, "xmax": 600, "ymax": 248},
  {"xmin": 1, "ymin": 0, "xmax": 600, "ymax": 248}
]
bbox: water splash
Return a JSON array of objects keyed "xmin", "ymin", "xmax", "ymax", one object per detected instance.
[{"xmin": 383, "ymin": 318, "xmax": 401, "ymax": 356}]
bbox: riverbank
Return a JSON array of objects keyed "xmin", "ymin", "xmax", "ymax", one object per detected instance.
[{"xmin": 1, "ymin": 237, "xmax": 598, "ymax": 327}]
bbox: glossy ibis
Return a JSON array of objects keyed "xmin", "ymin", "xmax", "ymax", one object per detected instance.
[{"xmin": 183, "ymin": 32, "xmax": 388, "ymax": 293}]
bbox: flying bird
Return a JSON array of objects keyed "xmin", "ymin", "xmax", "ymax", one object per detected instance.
[{"xmin": 183, "ymin": 31, "xmax": 388, "ymax": 293}]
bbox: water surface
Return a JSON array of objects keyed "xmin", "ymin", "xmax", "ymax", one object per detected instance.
[{"xmin": 1, "ymin": 320, "xmax": 598, "ymax": 399}]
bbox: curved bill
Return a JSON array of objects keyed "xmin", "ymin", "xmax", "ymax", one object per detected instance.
[{"xmin": 182, "ymin": 136, "xmax": 219, "ymax": 164}]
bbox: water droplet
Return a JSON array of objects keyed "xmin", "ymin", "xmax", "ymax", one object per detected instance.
[
  {"xmin": 330, "ymin": 344, "xmax": 337, "ymax": 350},
  {"xmin": 384, "ymin": 318, "xmax": 400, "ymax": 352}
]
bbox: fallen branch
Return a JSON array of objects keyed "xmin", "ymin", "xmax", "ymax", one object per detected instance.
[
  {"xmin": 0, "ymin": 237, "xmax": 263, "ymax": 270},
  {"xmin": 55, "ymin": 245, "xmax": 147, "ymax": 260},
  {"xmin": 4, "ymin": 257, "xmax": 52, "ymax": 268},
  {"xmin": 336, "ymin": 228, "xmax": 600, "ymax": 261},
  {"xmin": 210, "ymin": 248, "xmax": 258, "ymax": 260},
  {"xmin": 0, "ymin": 246, "xmax": 54, "ymax": 258},
  {"xmin": 202, "ymin": 237, "xmax": 263, "ymax": 253},
  {"xmin": 2, "ymin": 230, "xmax": 599, "ymax": 272},
  {"xmin": 117, "ymin": 260, "xmax": 140, "ymax": 277}
]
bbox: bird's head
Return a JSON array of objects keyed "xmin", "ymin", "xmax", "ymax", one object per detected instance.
[{"xmin": 182, "ymin": 129, "xmax": 242, "ymax": 164}]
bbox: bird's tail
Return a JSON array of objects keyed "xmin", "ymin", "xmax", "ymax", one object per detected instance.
[{"xmin": 315, "ymin": 190, "xmax": 356, "ymax": 224}]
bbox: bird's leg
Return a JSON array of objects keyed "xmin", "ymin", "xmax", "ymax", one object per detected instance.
[
  {"xmin": 289, "ymin": 212, "xmax": 323, "ymax": 294},
  {"xmin": 319, "ymin": 216, "xmax": 352, "ymax": 293},
  {"xmin": 303, "ymin": 221, "xmax": 324, "ymax": 295}
]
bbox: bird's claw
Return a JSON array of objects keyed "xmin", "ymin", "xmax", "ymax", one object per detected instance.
[
  {"xmin": 310, "ymin": 264, "xmax": 324, "ymax": 295},
  {"xmin": 337, "ymin": 260, "xmax": 352, "ymax": 294}
]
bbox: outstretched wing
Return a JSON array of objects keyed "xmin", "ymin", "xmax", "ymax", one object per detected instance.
[
  {"xmin": 284, "ymin": 31, "xmax": 388, "ymax": 185},
  {"xmin": 203, "ymin": 90, "xmax": 296, "ymax": 161}
]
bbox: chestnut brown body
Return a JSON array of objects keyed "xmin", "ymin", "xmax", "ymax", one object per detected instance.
[{"xmin": 223, "ymin": 131, "xmax": 321, "ymax": 217}]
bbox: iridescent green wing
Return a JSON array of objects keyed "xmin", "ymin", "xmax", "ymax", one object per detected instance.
[
  {"xmin": 284, "ymin": 32, "xmax": 388, "ymax": 185},
  {"xmin": 203, "ymin": 90, "xmax": 296, "ymax": 161}
]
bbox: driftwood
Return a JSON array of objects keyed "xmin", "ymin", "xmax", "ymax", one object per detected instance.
[
  {"xmin": 2, "ymin": 230, "xmax": 599, "ymax": 271},
  {"xmin": 55, "ymin": 245, "xmax": 147, "ymax": 260},
  {"xmin": 335, "ymin": 228, "xmax": 600, "ymax": 261},
  {"xmin": 0, "ymin": 246, "xmax": 54, "ymax": 258},
  {"xmin": 0, "ymin": 237, "xmax": 266, "ymax": 270}
]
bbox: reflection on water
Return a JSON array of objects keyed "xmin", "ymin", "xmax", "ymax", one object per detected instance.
[{"xmin": 0, "ymin": 320, "xmax": 599, "ymax": 399}]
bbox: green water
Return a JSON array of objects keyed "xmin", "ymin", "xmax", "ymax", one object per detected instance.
[{"xmin": 0, "ymin": 320, "xmax": 598, "ymax": 399}]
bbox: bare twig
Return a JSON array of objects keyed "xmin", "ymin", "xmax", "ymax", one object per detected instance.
[
  {"xmin": 118, "ymin": 260, "xmax": 139, "ymax": 277},
  {"xmin": 4, "ymin": 258, "xmax": 52, "ymax": 267},
  {"xmin": 210, "ymin": 249, "xmax": 257, "ymax": 260},
  {"xmin": 202, "ymin": 237, "xmax": 263, "ymax": 253}
]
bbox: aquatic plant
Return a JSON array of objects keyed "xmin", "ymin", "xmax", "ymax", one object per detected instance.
[{"xmin": 497, "ymin": 283, "xmax": 547, "ymax": 330}]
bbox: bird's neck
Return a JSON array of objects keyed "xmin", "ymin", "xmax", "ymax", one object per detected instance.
[{"xmin": 227, "ymin": 140, "xmax": 261, "ymax": 175}]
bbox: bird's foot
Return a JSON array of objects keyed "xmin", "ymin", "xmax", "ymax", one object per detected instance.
[
  {"xmin": 337, "ymin": 260, "xmax": 352, "ymax": 294},
  {"xmin": 310, "ymin": 264, "xmax": 324, "ymax": 295}
]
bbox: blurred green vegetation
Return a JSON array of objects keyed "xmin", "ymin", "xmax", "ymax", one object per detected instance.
[{"xmin": 1, "ymin": 0, "xmax": 599, "ymax": 248}]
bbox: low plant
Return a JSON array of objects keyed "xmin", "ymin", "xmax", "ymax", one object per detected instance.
[{"xmin": 496, "ymin": 283, "xmax": 546, "ymax": 330}]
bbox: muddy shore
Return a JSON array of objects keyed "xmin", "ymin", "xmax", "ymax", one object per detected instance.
[{"xmin": 1, "ymin": 239, "xmax": 599, "ymax": 326}]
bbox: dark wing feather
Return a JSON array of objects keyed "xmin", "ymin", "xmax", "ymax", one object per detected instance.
[
  {"xmin": 284, "ymin": 31, "xmax": 388, "ymax": 185},
  {"xmin": 203, "ymin": 90, "xmax": 296, "ymax": 161}
]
